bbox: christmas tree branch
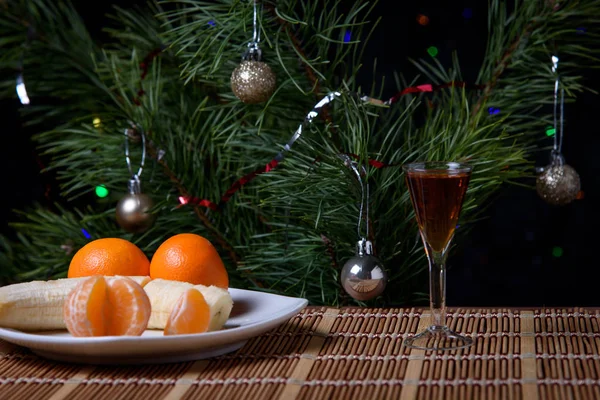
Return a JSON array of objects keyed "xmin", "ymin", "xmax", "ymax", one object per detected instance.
[
  {"xmin": 146, "ymin": 143, "xmax": 241, "ymax": 267},
  {"xmin": 471, "ymin": 22, "xmax": 534, "ymax": 117}
]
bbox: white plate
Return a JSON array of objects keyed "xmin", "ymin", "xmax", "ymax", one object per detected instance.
[{"xmin": 0, "ymin": 288, "xmax": 308, "ymax": 365}]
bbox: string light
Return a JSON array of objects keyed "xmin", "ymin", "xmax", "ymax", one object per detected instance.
[
  {"xmin": 488, "ymin": 107, "xmax": 500, "ymax": 115},
  {"xmin": 343, "ymin": 30, "xmax": 352, "ymax": 43},
  {"xmin": 427, "ymin": 46, "xmax": 438, "ymax": 57},
  {"xmin": 208, "ymin": 20, "xmax": 216, "ymax": 27},
  {"xmin": 95, "ymin": 185, "xmax": 109, "ymax": 198},
  {"xmin": 416, "ymin": 14, "xmax": 430, "ymax": 26},
  {"xmin": 81, "ymin": 228, "xmax": 92, "ymax": 239},
  {"xmin": 93, "ymin": 117, "xmax": 101, "ymax": 128},
  {"xmin": 552, "ymin": 246, "xmax": 564, "ymax": 257},
  {"xmin": 545, "ymin": 126, "xmax": 556, "ymax": 136}
]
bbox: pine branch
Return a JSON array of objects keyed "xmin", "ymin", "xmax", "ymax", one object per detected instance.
[
  {"xmin": 146, "ymin": 143, "xmax": 241, "ymax": 268},
  {"xmin": 471, "ymin": 21, "xmax": 535, "ymax": 117}
]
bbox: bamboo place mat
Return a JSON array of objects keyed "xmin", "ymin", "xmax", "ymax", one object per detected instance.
[{"xmin": 1, "ymin": 307, "xmax": 600, "ymax": 400}]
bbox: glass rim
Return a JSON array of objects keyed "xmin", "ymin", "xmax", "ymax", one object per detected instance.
[{"xmin": 402, "ymin": 161, "xmax": 472, "ymax": 173}]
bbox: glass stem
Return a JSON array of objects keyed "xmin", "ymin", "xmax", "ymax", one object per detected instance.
[{"xmin": 426, "ymin": 244, "xmax": 447, "ymax": 328}]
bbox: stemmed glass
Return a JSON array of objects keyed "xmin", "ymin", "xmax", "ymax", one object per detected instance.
[{"xmin": 403, "ymin": 161, "xmax": 473, "ymax": 350}]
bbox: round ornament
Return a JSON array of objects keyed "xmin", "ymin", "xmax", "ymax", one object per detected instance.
[
  {"xmin": 231, "ymin": 60, "xmax": 276, "ymax": 104},
  {"xmin": 536, "ymin": 162, "xmax": 580, "ymax": 206},
  {"xmin": 341, "ymin": 239, "xmax": 387, "ymax": 301},
  {"xmin": 116, "ymin": 177, "xmax": 156, "ymax": 233}
]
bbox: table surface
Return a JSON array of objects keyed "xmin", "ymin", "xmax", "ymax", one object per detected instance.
[{"xmin": 1, "ymin": 306, "xmax": 599, "ymax": 400}]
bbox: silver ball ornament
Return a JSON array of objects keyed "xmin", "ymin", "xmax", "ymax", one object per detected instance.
[
  {"xmin": 231, "ymin": 60, "xmax": 276, "ymax": 104},
  {"xmin": 536, "ymin": 162, "xmax": 580, "ymax": 206},
  {"xmin": 116, "ymin": 177, "xmax": 156, "ymax": 233},
  {"xmin": 341, "ymin": 239, "xmax": 387, "ymax": 301}
]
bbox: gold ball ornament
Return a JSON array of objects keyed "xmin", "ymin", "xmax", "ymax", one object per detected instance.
[
  {"xmin": 536, "ymin": 163, "xmax": 581, "ymax": 206},
  {"xmin": 231, "ymin": 60, "xmax": 276, "ymax": 104},
  {"xmin": 116, "ymin": 177, "xmax": 156, "ymax": 233}
]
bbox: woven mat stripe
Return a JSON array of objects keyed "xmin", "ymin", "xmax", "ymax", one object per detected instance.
[
  {"xmin": 400, "ymin": 308, "xmax": 431, "ymax": 400},
  {"xmin": 520, "ymin": 311, "xmax": 538, "ymax": 400},
  {"xmin": 4, "ymin": 376, "xmax": 597, "ymax": 387},
  {"xmin": 44, "ymin": 365, "xmax": 96, "ymax": 400},
  {"xmin": 277, "ymin": 307, "xmax": 339, "ymax": 400},
  {"xmin": 160, "ymin": 360, "xmax": 209, "ymax": 400}
]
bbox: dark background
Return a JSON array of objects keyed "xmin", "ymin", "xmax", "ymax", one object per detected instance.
[{"xmin": 1, "ymin": 0, "xmax": 598, "ymax": 306}]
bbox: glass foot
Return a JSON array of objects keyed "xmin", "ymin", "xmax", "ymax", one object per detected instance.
[{"xmin": 404, "ymin": 325, "xmax": 473, "ymax": 351}]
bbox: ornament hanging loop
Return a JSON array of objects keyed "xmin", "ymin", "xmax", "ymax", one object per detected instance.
[
  {"xmin": 124, "ymin": 124, "xmax": 147, "ymax": 181},
  {"xmin": 117, "ymin": 124, "xmax": 156, "ymax": 233},
  {"xmin": 551, "ymin": 55, "xmax": 565, "ymax": 159},
  {"xmin": 243, "ymin": 0, "xmax": 262, "ymax": 61},
  {"xmin": 339, "ymin": 154, "xmax": 369, "ymax": 241}
]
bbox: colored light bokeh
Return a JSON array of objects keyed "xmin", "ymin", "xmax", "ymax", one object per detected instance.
[
  {"xmin": 546, "ymin": 127, "xmax": 556, "ymax": 136},
  {"xmin": 417, "ymin": 14, "xmax": 430, "ymax": 26},
  {"xmin": 552, "ymin": 246, "xmax": 564, "ymax": 257},
  {"xmin": 93, "ymin": 117, "xmax": 101, "ymax": 128},
  {"xmin": 488, "ymin": 107, "xmax": 500, "ymax": 115},
  {"xmin": 208, "ymin": 20, "xmax": 216, "ymax": 27},
  {"xmin": 343, "ymin": 30, "xmax": 352, "ymax": 43},
  {"xmin": 95, "ymin": 185, "xmax": 109, "ymax": 198},
  {"xmin": 427, "ymin": 46, "xmax": 438, "ymax": 57},
  {"xmin": 81, "ymin": 228, "xmax": 92, "ymax": 239}
]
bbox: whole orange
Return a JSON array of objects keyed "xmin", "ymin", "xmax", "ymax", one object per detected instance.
[
  {"xmin": 150, "ymin": 233, "xmax": 229, "ymax": 288},
  {"xmin": 68, "ymin": 238, "xmax": 150, "ymax": 278}
]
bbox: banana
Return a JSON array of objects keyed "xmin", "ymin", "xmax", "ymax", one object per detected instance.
[
  {"xmin": 0, "ymin": 277, "xmax": 84, "ymax": 331},
  {"xmin": 144, "ymin": 279, "xmax": 233, "ymax": 332},
  {"xmin": 0, "ymin": 276, "xmax": 232, "ymax": 333},
  {"xmin": 0, "ymin": 276, "xmax": 151, "ymax": 331}
]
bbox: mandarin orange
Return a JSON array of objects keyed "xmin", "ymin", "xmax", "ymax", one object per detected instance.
[
  {"xmin": 164, "ymin": 288, "xmax": 211, "ymax": 335},
  {"xmin": 68, "ymin": 238, "xmax": 150, "ymax": 278},
  {"xmin": 149, "ymin": 233, "xmax": 228, "ymax": 288},
  {"xmin": 63, "ymin": 276, "xmax": 151, "ymax": 337}
]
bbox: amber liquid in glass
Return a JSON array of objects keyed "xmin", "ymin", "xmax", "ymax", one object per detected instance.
[{"xmin": 405, "ymin": 170, "xmax": 470, "ymax": 252}]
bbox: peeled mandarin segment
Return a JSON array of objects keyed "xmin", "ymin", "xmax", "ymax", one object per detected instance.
[
  {"xmin": 63, "ymin": 276, "xmax": 108, "ymax": 337},
  {"xmin": 164, "ymin": 288, "xmax": 211, "ymax": 336},
  {"xmin": 105, "ymin": 277, "xmax": 151, "ymax": 336}
]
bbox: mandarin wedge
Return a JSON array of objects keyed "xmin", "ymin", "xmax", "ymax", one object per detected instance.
[
  {"xmin": 105, "ymin": 277, "xmax": 151, "ymax": 336},
  {"xmin": 144, "ymin": 278, "xmax": 233, "ymax": 331},
  {"xmin": 63, "ymin": 276, "xmax": 108, "ymax": 337},
  {"xmin": 63, "ymin": 276, "xmax": 151, "ymax": 337},
  {"xmin": 164, "ymin": 288, "xmax": 211, "ymax": 335}
]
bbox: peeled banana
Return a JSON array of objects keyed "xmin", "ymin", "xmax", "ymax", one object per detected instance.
[
  {"xmin": 0, "ymin": 277, "xmax": 86, "ymax": 331},
  {"xmin": 0, "ymin": 276, "xmax": 232, "ymax": 333},
  {"xmin": 143, "ymin": 278, "xmax": 233, "ymax": 332}
]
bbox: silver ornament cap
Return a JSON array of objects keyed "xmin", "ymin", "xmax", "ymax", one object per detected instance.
[
  {"xmin": 231, "ymin": 60, "xmax": 276, "ymax": 104},
  {"xmin": 116, "ymin": 177, "xmax": 156, "ymax": 233},
  {"xmin": 536, "ymin": 155, "xmax": 580, "ymax": 206},
  {"xmin": 341, "ymin": 239, "xmax": 387, "ymax": 301}
]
